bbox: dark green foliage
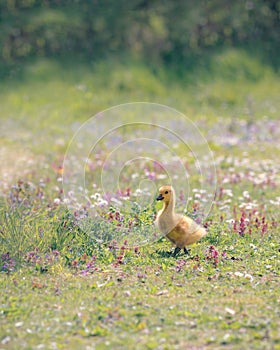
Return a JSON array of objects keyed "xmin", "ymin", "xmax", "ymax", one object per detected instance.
[{"xmin": 0, "ymin": 0, "xmax": 280, "ymax": 69}]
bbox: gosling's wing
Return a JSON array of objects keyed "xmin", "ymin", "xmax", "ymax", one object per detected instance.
[{"xmin": 175, "ymin": 215, "xmax": 207, "ymax": 245}]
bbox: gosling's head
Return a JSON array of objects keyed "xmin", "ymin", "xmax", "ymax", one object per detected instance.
[{"xmin": 156, "ymin": 185, "xmax": 174, "ymax": 202}]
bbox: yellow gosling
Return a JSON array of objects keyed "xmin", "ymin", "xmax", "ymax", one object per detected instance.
[{"xmin": 154, "ymin": 185, "xmax": 207, "ymax": 256}]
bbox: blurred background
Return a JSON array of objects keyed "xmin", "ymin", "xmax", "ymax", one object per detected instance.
[
  {"xmin": 0, "ymin": 0, "xmax": 280, "ymax": 186},
  {"xmin": 1, "ymin": 0, "xmax": 280, "ymax": 71}
]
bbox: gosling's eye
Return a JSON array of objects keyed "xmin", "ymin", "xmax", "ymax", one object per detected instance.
[{"xmin": 165, "ymin": 191, "xmax": 168, "ymax": 194}]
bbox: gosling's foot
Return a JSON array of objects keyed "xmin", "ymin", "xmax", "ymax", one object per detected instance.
[
  {"xmin": 183, "ymin": 247, "xmax": 189, "ymax": 256},
  {"xmin": 173, "ymin": 247, "xmax": 181, "ymax": 257}
]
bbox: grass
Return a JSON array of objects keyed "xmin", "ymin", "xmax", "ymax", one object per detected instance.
[
  {"xmin": 1, "ymin": 233, "xmax": 279, "ymax": 349},
  {"xmin": 0, "ymin": 48, "xmax": 280, "ymax": 349}
]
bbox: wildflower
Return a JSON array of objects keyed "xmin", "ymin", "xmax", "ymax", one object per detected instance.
[
  {"xmin": 137, "ymin": 272, "xmax": 147, "ymax": 279},
  {"xmin": 53, "ymin": 198, "xmax": 61, "ymax": 205},
  {"xmin": 175, "ymin": 259, "xmax": 187, "ymax": 272},
  {"xmin": 1, "ymin": 253, "xmax": 15, "ymax": 274},
  {"xmin": 205, "ymin": 245, "xmax": 219, "ymax": 267},
  {"xmin": 261, "ymin": 223, "xmax": 268, "ymax": 234},
  {"xmin": 108, "ymin": 240, "xmax": 118, "ymax": 252},
  {"xmin": 113, "ymin": 255, "xmax": 124, "ymax": 267},
  {"xmin": 239, "ymin": 212, "xmax": 246, "ymax": 236}
]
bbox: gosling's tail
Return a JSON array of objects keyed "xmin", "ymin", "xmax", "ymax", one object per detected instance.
[
  {"xmin": 197, "ymin": 225, "xmax": 207, "ymax": 238},
  {"xmin": 188, "ymin": 218, "xmax": 207, "ymax": 238}
]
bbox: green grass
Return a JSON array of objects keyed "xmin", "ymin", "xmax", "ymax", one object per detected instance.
[
  {"xmin": 0, "ymin": 48, "xmax": 280, "ymax": 349},
  {"xmin": 1, "ymin": 233, "xmax": 279, "ymax": 349},
  {"xmin": 1, "ymin": 48, "xmax": 279, "ymax": 127}
]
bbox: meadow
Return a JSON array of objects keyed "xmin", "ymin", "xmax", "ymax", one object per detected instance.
[{"xmin": 0, "ymin": 49, "xmax": 280, "ymax": 349}]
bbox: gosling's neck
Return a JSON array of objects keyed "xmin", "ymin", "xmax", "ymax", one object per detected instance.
[
  {"xmin": 161, "ymin": 195, "xmax": 175, "ymax": 217},
  {"xmin": 157, "ymin": 194, "xmax": 178, "ymax": 233}
]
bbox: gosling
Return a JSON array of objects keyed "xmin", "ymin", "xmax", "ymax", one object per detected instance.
[{"xmin": 154, "ymin": 185, "xmax": 207, "ymax": 256}]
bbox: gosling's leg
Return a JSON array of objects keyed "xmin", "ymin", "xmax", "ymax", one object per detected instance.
[
  {"xmin": 183, "ymin": 247, "xmax": 189, "ymax": 255},
  {"xmin": 173, "ymin": 247, "xmax": 181, "ymax": 257}
]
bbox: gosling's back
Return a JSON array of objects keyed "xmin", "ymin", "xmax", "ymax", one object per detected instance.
[{"xmin": 166, "ymin": 215, "xmax": 207, "ymax": 248}]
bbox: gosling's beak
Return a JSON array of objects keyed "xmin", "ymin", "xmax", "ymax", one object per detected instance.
[{"xmin": 156, "ymin": 194, "xmax": 164, "ymax": 201}]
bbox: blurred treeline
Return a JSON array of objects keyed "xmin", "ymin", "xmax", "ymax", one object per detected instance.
[{"xmin": 1, "ymin": 0, "xmax": 280, "ymax": 68}]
